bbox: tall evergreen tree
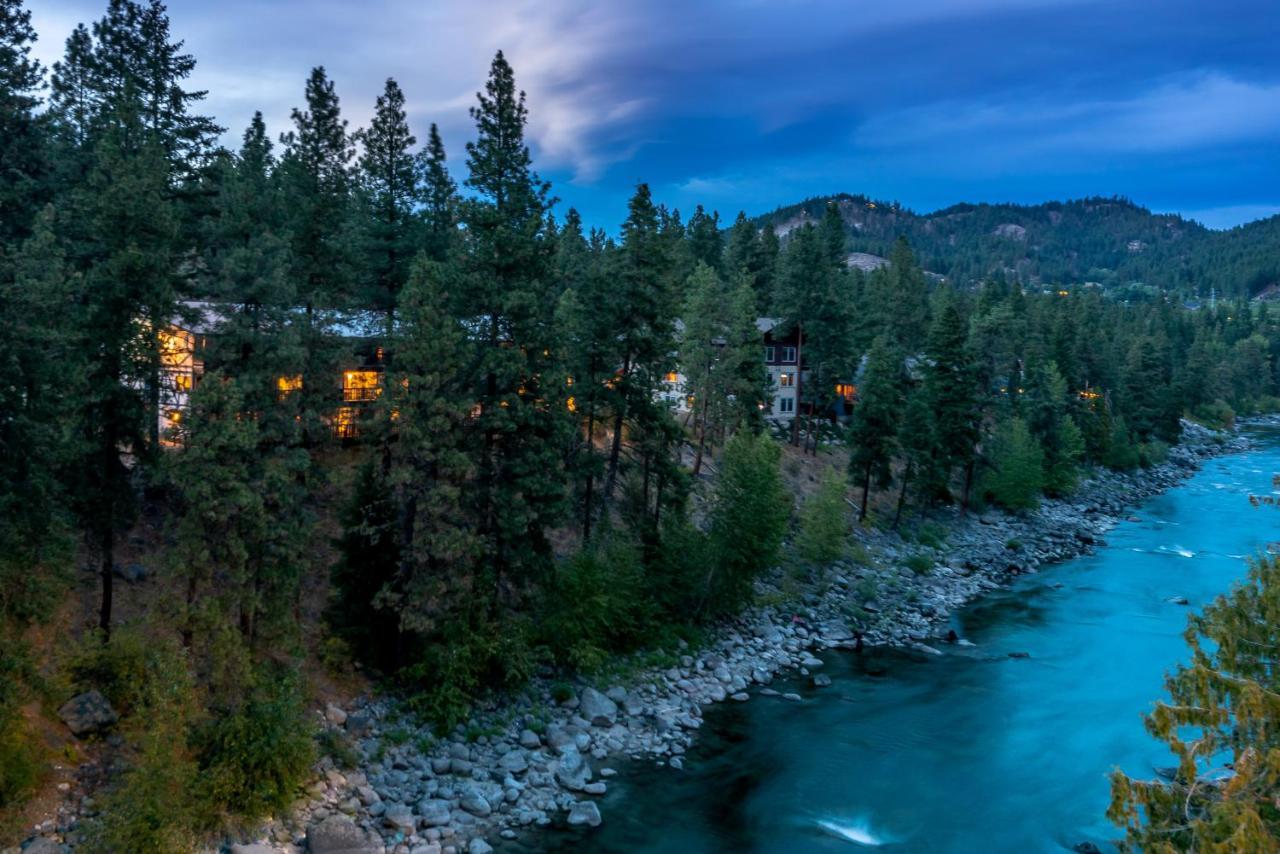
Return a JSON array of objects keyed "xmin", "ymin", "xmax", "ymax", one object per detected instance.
[
  {"xmin": 847, "ymin": 335, "xmax": 903, "ymax": 521},
  {"xmin": 416, "ymin": 122, "xmax": 456, "ymax": 262},
  {"xmin": 354, "ymin": 77, "xmax": 419, "ymax": 321},
  {"xmin": 461, "ymin": 51, "xmax": 567, "ymax": 607},
  {"xmin": 0, "ymin": 0, "xmax": 47, "ymax": 245},
  {"xmin": 925, "ymin": 298, "xmax": 981, "ymax": 509}
]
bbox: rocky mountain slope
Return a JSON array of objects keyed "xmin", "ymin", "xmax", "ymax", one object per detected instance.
[{"xmin": 752, "ymin": 194, "xmax": 1280, "ymax": 298}]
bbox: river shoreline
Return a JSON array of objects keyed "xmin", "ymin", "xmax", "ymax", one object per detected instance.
[{"xmin": 244, "ymin": 420, "xmax": 1257, "ymax": 854}]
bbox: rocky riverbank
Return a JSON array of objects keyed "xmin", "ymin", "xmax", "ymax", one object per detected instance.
[{"xmin": 10, "ymin": 421, "xmax": 1257, "ymax": 854}]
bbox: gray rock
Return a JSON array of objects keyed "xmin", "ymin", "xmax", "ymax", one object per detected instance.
[
  {"xmin": 306, "ymin": 815, "xmax": 382, "ymax": 854},
  {"xmin": 468, "ymin": 840, "xmax": 494, "ymax": 854},
  {"xmin": 812, "ymin": 674, "xmax": 832, "ymax": 688},
  {"xmin": 579, "ymin": 687, "xmax": 618, "ymax": 727},
  {"xmin": 325, "ymin": 704, "xmax": 348, "ymax": 726},
  {"xmin": 111, "ymin": 562, "xmax": 147, "ymax": 583},
  {"xmin": 57, "ymin": 691, "xmax": 117, "ymax": 736},
  {"xmin": 518, "ymin": 729, "xmax": 541, "ymax": 749},
  {"xmin": 417, "ymin": 798, "xmax": 452, "ymax": 827},
  {"xmin": 498, "ymin": 750, "xmax": 528, "ymax": 775},
  {"xmin": 20, "ymin": 840, "xmax": 64, "ymax": 854},
  {"xmin": 383, "ymin": 803, "xmax": 416, "ymax": 834},
  {"xmin": 345, "ymin": 711, "xmax": 373, "ymax": 737},
  {"xmin": 459, "ymin": 790, "xmax": 492, "ymax": 818},
  {"xmin": 230, "ymin": 845, "xmax": 276, "ymax": 854},
  {"xmin": 567, "ymin": 800, "xmax": 603, "ymax": 827},
  {"xmin": 554, "ymin": 746, "xmax": 592, "ymax": 791}
]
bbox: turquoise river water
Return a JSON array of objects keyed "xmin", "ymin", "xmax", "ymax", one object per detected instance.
[{"xmin": 535, "ymin": 429, "xmax": 1280, "ymax": 853}]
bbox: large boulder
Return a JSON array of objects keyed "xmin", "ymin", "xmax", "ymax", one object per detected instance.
[
  {"xmin": 306, "ymin": 815, "xmax": 382, "ymax": 854},
  {"xmin": 57, "ymin": 691, "xmax": 117, "ymax": 737},
  {"xmin": 567, "ymin": 800, "xmax": 603, "ymax": 827},
  {"xmin": 579, "ymin": 688, "xmax": 617, "ymax": 727},
  {"xmin": 459, "ymin": 788, "xmax": 492, "ymax": 818},
  {"xmin": 417, "ymin": 798, "xmax": 452, "ymax": 828},
  {"xmin": 554, "ymin": 745, "xmax": 592, "ymax": 791}
]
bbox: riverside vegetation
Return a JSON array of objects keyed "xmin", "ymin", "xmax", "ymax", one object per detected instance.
[{"xmin": 4, "ymin": 1, "xmax": 1280, "ymax": 851}]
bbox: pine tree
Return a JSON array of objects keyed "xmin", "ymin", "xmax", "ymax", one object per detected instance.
[
  {"xmin": 416, "ymin": 122, "xmax": 456, "ymax": 262},
  {"xmin": 681, "ymin": 262, "xmax": 728, "ymax": 475},
  {"xmin": 981, "ymin": 416, "xmax": 1044, "ymax": 511},
  {"xmin": 685, "ymin": 204, "xmax": 722, "ymax": 273},
  {"xmin": 894, "ymin": 387, "xmax": 938, "ymax": 525},
  {"xmin": 279, "ymin": 66, "xmax": 353, "ymax": 441},
  {"xmin": 167, "ymin": 372, "xmax": 262, "ymax": 649},
  {"xmin": 64, "ymin": 102, "xmax": 180, "ymax": 638},
  {"xmin": 354, "ymin": 77, "xmax": 419, "ymax": 321},
  {"xmin": 555, "ymin": 212, "xmax": 619, "ymax": 541},
  {"xmin": 0, "ymin": 0, "xmax": 47, "ymax": 245},
  {"xmin": 376, "ymin": 258, "xmax": 481, "ymax": 643},
  {"xmin": 461, "ymin": 51, "xmax": 567, "ymax": 607},
  {"xmin": 847, "ymin": 335, "xmax": 903, "ymax": 521},
  {"xmin": 1109, "ymin": 555, "xmax": 1280, "ymax": 851},
  {"xmin": 600, "ymin": 183, "xmax": 678, "ymax": 512},
  {"xmin": 925, "ymin": 298, "xmax": 981, "ymax": 509}
]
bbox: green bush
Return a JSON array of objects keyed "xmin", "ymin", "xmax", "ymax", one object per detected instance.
[
  {"xmin": 92, "ymin": 718, "xmax": 199, "ymax": 854},
  {"xmin": 904, "ymin": 553, "xmax": 933, "ymax": 575},
  {"xmin": 1191, "ymin": 400, "xmax": 1236, "ymax": 430},
  {"xmin": 67, "ymin": 628, "xmax": 156, "ymax": 716},
  {"xmin": 86, "ymin": 637, "xmax": 201, "ymax": 853},
  {"xmin": 1104, "ymin": 417, "xmax": 1141, "ymax": 472},
  {"xmin": 0, "ymin": 715, "xmax": 42, "ymax": 810},
  {"xmin": 707, "ymin": 432, "xmax": 791, "ymax": 610},
  {"xmin": 914, "ymin": 522, "xmax": 949, "ymax": 551},
  {"xmin": 981, "ymin": 417, "xmax": 1045, "ymax": 511},
  {"xmin": 402, "ymin": 615, "xmax": 536, "ymax": 734},
  {"xmin": 1139, "ymin": 440, "xmax": 1170, "ymax": 468},
  {"xmin": 796, "ymin": 467, "xmax": 850, "ymax": 564},
  {"xmin": 538, "ymin": 539, "xmax": 653, "ymax": 671},
  {"xmin": 194, "ymin": 666, "xmax": 315, "ymax": 823}
]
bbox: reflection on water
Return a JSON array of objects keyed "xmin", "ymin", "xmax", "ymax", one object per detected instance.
[{"xmin": 525, "ymin": 432, "xmax": 1280, "ymax": 853}]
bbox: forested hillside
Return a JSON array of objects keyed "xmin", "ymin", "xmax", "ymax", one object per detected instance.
[
  {"xmin": 753, "ymin": 193, "xmax": 1280, "ymax": 298},
  {"xmin": 4, "ymin": 0, "xmax": 1280, "ymax": 850}
]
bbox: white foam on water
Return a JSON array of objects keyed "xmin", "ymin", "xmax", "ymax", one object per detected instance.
[{"xmin": 815, "ymin": 817, "xmax": 890, "ymax": 847}]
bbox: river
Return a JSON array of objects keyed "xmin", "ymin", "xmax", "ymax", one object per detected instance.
[{"xmin": 533, "ymin": 429, "xmax": 1280, "ymax": 853}]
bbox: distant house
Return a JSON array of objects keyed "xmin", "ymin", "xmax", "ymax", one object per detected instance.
[
  {"xmin": 665, "ymin": 317, "xmax": 857, "ymax": 422},
  {"xmin": 159, "ymin": 301, "xmax": 390, "ymax": 444}
]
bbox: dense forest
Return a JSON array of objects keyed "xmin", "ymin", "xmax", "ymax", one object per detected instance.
[
  {"xmin": 4, "ymin": 0, "xmax": 1280, "ymax": 849},
  {"xmin": 754, "ymin": 193, "xmax": 1280, "ymax": 298}
]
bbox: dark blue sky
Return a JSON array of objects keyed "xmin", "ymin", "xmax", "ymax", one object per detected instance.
[{"xmin": 32, "ymin": 0, "xmax": 1280, "ymax": 229}]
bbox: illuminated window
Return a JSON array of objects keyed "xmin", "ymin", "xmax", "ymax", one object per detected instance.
[
  {"xmin": 158, "ymin": 327, "xmax": 194, "ymax": 368},
  {"xmin": 764, "ymin": 346, "xmax": 776, "ymax": 362},
  {"xmin": 779, "ymin": 397, "xmax": 794, "ymax": 413},
  {"xmin": 343, "ymin": 370, "xmax": 381, "ymax": 402},
  {"xmin": 332, "ymin": 406, "xmax": 359, "ymax": 439},
  {"xmin": 174, "ymin": 373, "xmax": 193, "ymax": 392},
  {"xmin": 277, "ymin": 375, "xmax": 303, "ymax": 400},
  {"xmin": 835, "ymin": 383, "xmax": 855, "ymax": 402},
  {"xmin": 686, "ymin": 395, "xmax": 696, "ymax": 409},
  {"xmin": 566, "ymin": 396, "xmax": 576, "ymax": 413},
  {"xmin": 165, "ymin": 408, "xmax": 183, "ymax": 425},
  {"xmin": 782, "ymin": 346, "xmax": 797, "ymax": 363},
  {"xmin": 665, "ymin": 371, "xmax": 679, "ymax": 383},
  {"xmin": 566, "ymin": 375, "xmax": 575, "ymax": 387},
  {"xmin": 779, "ymin": 372, "xmax": 794, "ymax": 388}
]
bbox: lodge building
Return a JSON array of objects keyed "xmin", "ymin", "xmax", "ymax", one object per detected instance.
[{"xmin": 159, "ymin": 305, "xmax": 853, "ymax": 445}]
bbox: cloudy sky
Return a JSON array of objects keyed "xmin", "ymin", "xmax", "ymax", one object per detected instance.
[{"xmin": 29, "ymin": 0, "xmax": 1280, "ymax": 230}]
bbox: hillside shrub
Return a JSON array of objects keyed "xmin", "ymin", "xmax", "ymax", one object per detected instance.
[
  {"xmin": 796, "ymin": 467, "xmax": 850, "ymax": 564},
  {"xmin": 981, "ymin": 417, "xmax": 1045, "ymax": 511}
]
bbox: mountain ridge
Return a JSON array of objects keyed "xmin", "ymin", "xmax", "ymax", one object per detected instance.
[{"xmin": 749, "ymin": 193, "xmax": 1280, "ymax": 298}]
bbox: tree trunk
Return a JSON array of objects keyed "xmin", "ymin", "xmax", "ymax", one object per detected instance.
[
  {"xmin": 98, "ymin": 527, "xmax": 114, "ymax": 642},
  {"xmin": 893, "ymin": 468, "xmax": 911, "ymax": 529},
  {"xmin": 960, "ymin": 458, "xmax": 975, "ymax": 516},
  {"xmin": 790, "ymin": 323, "xmax": 804, "ymax": 446},
  {"xmin": 582, "ymin": 402, "xmax": 597, "ymax": 542},
  {"xmin": 859, "ymin": 461, "xmax": 872, "ymax": 522},
  {"xmin": 692, "ymin": 388, "xmax": 711, "ymax": 476}
]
